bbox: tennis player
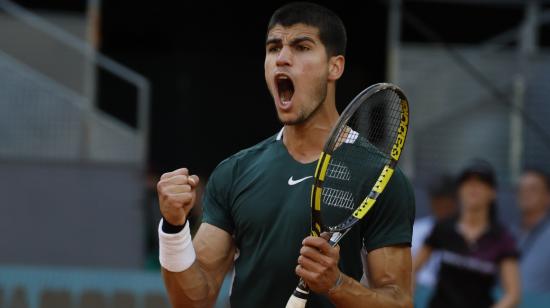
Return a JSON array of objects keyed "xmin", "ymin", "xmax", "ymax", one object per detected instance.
[{"xmin": 156, "ymin": 3, "xmax": 415, "ymax": 307}]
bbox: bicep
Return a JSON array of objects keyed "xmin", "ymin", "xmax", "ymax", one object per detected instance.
[
  {"xmin": 366, "ymin": 245, "xmax": 412, "ymax": 297},
  {"xmin": 194, "ymin": 222, "xmax": 235, "ymax": 276}
]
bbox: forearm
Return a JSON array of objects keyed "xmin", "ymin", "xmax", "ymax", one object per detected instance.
[
  {"xmin": 493, "ymin": 258, "xmax": 520, "ymax": 308},
  {"xmin": 162, "ymin": 261, "xmax": 221, "ymax": 308},
  {"xmin": 159, "ymin": 221, "xmax": 234, "ymax": 308},
  {"xmin": 328, "ymin": 274, "xmax": 412, "ymax": 308},
  {"xmin": 492, "ymin": 293, "xmax": 519, "ymax": 308}
]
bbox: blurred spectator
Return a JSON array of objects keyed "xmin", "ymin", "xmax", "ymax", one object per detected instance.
[
  {"xmin": 516, "ymin": 168, "xmax": 550, "ymax": 293},
  {"xmin": 412, "ymin": 174, "xmax": 457, "ymax": 288},
  {"xmin": 414, "ymin": 159, "xmax": 520, "ymax": 308}
]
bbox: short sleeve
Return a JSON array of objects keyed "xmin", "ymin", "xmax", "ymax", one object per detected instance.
[
  {"xmin": 363, "ymin": 168, "xmax": 416, "ymax": 252},
  {"xmin": 497, "ymin": 227, "xmax": 520, "ymax": 261},
  {"xmin": 201, "ymin": 159, "xmax": 235, "ymax": 234}
]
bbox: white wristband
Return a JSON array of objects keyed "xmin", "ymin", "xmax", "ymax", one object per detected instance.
[{"xmin": 158, "ymin": 219, "xmax": 196, "ymax": 272}]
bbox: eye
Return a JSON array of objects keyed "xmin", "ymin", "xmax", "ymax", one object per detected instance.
[
  {"xmin": 268, "ymin": 46, "xmax": 281, "ymax": 53},
  {"xmin": 296, "ymin": 45, "xmax": 310, "ymax": 51}
]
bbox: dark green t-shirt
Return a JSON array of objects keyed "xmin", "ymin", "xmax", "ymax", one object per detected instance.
[{"xmin": 202, "ymin": 131, "xmax": 415, "ymax": 308}]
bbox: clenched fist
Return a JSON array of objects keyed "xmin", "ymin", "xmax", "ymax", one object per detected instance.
[{"xmin": 157, "ymin": 168, "xmax": 200, "ymax": 226}]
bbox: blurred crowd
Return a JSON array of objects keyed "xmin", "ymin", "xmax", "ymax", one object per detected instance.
[{"xmin": 412, "ymin": 160, "xmax": 550, "ymax": 308}]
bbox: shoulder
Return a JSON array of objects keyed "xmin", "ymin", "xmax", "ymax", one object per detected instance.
[
  {"xmin": 522, "ymin": 215, "xmax": 550, "ymax": 244},
  {"xmin": 210, "ymin": 133, "xmax": 279, "ymax": 178},
  {"xmin": 431, "ymin": 216, "xmax": 458, "ymax": 235},
  {"xmin": 492, "ymin": 222, "xmax": 518, "ymax": 243},
  {"xmin": 491, "ymin": 222, "xmax": 514, "ymax": 236},
  {"xmin": 370, "ymin": 166, "xmax": 416, "ymax": 224},
  {"xmin": 388, "ymin": 167, "xmax": 414, "ymax": 199},
  {"xmin": 490, "ymin": 222, "xmax": 520, "ymax": 259},
  {"xmin": 362, "ymin": 167, "xmax": 416, "ymax": 251},
  {"xmin": 435, "ymin": 216, "xmax": 457, "ymax": 228},
  {"xmin": 423, "ymin": 216, "xmax": 458, "ymax": 248},
  {"xmin": 540, "ymin": 215, "xmax": 550, "ymax": 235},
  {"xmin": 379, "ymin": 167, "xmax": 415, "ymax": 215}
]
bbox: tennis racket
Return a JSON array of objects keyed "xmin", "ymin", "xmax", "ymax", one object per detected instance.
[{"xmin": 285, "ymin": 83, "xmax": 410, "ymax": 308}]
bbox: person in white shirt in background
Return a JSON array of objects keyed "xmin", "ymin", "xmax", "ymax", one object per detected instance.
[{"xmin": 412, "ymin": 174, "xmax": 457, "ymax": 287}]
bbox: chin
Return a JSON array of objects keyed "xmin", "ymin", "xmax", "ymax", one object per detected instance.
[
  {"xmin": 276, "ymin": 110, "xmax": 296, "ymax": 124},
  {"xmin": 278, "ymin": 114, "xmax": 308, "ymax": 126},
  {"xmin": 279, "ymin": 117, "xmax": 299, "ymax": 126}
]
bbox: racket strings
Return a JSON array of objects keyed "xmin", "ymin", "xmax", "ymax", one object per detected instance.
[
  {"xmin": 326, "ymin": 160, "xmax": 351, "ymax": 181},
  {"xmin": 322, "ymin": 187, "xmax": 355, "ymax": 210},
  {"xmin": 320, "ymin": 88, "xmax": 405, "ymax": 227},
  {"xmin": 352, "ymin": 90, "xmax": 402, "ymax": 157},
  {"xmin": 359, "ymin": 90, "xmax": 402, "ymax": 155}
]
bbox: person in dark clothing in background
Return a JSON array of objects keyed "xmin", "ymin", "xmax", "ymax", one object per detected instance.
[
  {"xmin": 412, "ymin": 174, "xmax": 457, "ymax": 288},
  {"xmin": 414, "ymin": 159, "xmax": 520, "ymax": 308}
]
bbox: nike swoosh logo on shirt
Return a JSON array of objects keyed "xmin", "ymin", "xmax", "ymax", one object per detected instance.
[{"xmin": 288, "ymin": 176, "xmax": 313, "ymax": 186}]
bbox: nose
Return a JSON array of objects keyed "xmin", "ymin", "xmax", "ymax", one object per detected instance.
[{"xmin": 276, "ymin": 45, "xmax": 292, "ymax": 67}]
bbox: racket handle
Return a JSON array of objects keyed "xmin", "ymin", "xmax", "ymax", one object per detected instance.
[
  {"xmin": 285, "ymin": 231, "xmax": 348, "ymax": 308},
  {"xmin": 285, "ymin": 279, "xmax": 309, "ymax": 308}
]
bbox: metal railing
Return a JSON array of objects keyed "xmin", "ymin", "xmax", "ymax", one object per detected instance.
[
  {"xmin": 389, "ymin": 0, "xmax": 550, "ymax": 185},
  {"xmin": 0, "ymin": 0, "xmax": 150, "ymax": 166}
]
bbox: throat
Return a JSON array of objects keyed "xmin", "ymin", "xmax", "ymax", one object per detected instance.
[
  {"xmin": 282, "ymin": 126, "xmax": 326, "ymax": 164},
  {"xmin": 281, "ymin": 96, "xmax": 339, "ymax": 163},
  {"xmin": 459, "ymin": 212, "xmax": 489, "ymax": 244},
  {"xmin": 285, "ymin": 147, "xmax": 320, "ymax": 164}
]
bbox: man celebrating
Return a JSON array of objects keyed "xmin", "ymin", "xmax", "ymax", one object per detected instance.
[{"xmin": 156, "ymin": 3, "xmax": 415, "ymax": 307}]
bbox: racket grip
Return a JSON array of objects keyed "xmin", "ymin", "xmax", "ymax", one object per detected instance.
[{"xmin": 285, "ymin": 279, "xmax": 309, "ymax": 308}]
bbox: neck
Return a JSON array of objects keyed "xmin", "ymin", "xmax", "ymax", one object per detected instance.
[
  {"xmin": 460, "ymin": 206, "xmax": 490, "ymax": 229},
  {"xmin": 283, "ymin": 87, "xmax": 339, "ymax": 163},
  {"xmin": 522, "ymin": 207, "xmax": 548, "ymax": 231}
]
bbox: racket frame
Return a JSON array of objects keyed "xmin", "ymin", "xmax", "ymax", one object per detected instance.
[
  {"xmin": 310, "ymin": 83, "xmax": 409, "ymax": 239},
  {"xmin": 286, "ymin": 83, "xmax": 409, "ymax": 308}
]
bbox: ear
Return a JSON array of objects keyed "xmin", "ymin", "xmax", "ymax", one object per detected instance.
[{"xmin": 328, "ymin": 55, "xmax": 345, "ymax": 81}]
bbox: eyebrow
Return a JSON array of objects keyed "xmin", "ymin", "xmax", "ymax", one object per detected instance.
[
  {"xmin": 265, "ymin": 37, "xmax": 282, "ymax": 46},
  {"xmin": 265, "ymin": 36, "xmax": 317, "ymax": 46}
]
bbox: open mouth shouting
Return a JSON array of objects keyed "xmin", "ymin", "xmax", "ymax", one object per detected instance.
[{"xmin": 274, "ymin": 73, "xmax": 295, "ymax": 111}]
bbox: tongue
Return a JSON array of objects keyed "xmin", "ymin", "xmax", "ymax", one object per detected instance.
[{"xmin": 280, "ymin": 89, "xmax": 292, "ymax": 102}]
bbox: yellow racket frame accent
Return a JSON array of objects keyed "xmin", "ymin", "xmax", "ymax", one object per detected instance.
[
  {"xmin": 390, "ymin": 100, "xmax": 409, "ymax": 161},
  {"xmin": 352, "ymin": 166, "xmax": 394, "ymax": 218},
  {"xmin": 318, "ymin": 153, "xmax": 331, "ymax": 181}
]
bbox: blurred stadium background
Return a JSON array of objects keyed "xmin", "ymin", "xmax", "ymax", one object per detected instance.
[{"xmin": 0, "ymin": 0, "xmax": 549, "ymax": 307}]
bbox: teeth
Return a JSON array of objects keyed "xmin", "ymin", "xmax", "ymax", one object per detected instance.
[{"xmin": 278, "ymin": 75, "xmax": 288, "ymax": 79}]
